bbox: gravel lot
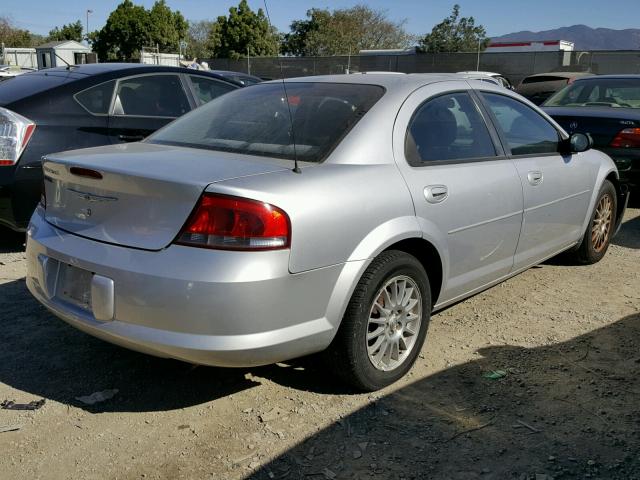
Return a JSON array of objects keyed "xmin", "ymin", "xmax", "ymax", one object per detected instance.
[{"xmin": 0, "ymin": 207, "xmax": 638, "ymax": 480}]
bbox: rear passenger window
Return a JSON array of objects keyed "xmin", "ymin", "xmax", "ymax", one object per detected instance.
[
  {"xmin": 481, "ymin": 93, "xmax": 560, "ymax": 155},
  {"xmin": 188, "ymin": 76, "xmax": 236, "ymax": 105},
  {"xmin": 113, "ymin": 75, "xmax": 190, "ymax": 117},
  {"xmin": 405, "ymin": 92, "xmax": 496, "ymax": 165},
  {"xmin": 74, "ymin": 80, "xmax": 115, "ymax": 114}
]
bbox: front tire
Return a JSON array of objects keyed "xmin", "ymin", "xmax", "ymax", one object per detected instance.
[
  {"xmin": 573, "ymin": 180, "xmax": 617, "ymax": 265},
  {"xmin": 326, "ymin": 250, "xmax": 431, "ymax": 391}
]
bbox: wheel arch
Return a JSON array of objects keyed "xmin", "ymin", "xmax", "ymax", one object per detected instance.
[
  {"xmin": 381, "ymin": 237, "xmax": 443, "ymax": 308},
  {"xmin": 604, "ymin": 171, "xmax": 629, "ymax": 235}
]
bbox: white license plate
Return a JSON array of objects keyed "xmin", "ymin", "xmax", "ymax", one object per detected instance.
[{"xmin": 57, "ymin": 263, "xmax": 93, "ymax": 310}]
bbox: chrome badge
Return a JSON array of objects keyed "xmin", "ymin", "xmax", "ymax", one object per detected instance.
[{"xmin": 67, "ymin": 188, "xmax": 118, "ymax": 203}]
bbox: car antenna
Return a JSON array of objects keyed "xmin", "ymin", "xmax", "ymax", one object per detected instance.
[
  {"xmin": 54, "ymin": 53, "xmax": 76, "ymax": 70},
  {"xmin": 263, "ymin": 0, "xmax": 301, "ymax": 174}
]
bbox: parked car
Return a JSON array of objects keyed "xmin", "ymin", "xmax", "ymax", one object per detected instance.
[
  {"xmin": 0, "ymin": 63, "xmax": 241, "ymax": 232},
  {"xmin": 210, "ymin": 70, "xmax": 263, "ymax": 86},
  {"xmin": 517, "ymin": 72, "xmax": 594, "ymax": 105},
  {"xmin": 458, "ymin": 71, "xmax": 513, "ymax": 89},
  {"xmin": 0, "ymin": 65, "xmax": 35, "ymax": 81},
  {"xmin": 26, "ymin": 74, "xmax": 628, "ymax": 391},
  {"xmin": 543, "ymin": 75, "xmax": 640, "ymax": 190}
]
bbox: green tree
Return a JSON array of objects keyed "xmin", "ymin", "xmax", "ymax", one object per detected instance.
[
  {"xmin": 92, "ymin": 0, "xmax": 149, "ymax": 61},
  {"xmin": 0, "ymin": 16, "xmax": 44, "ymax": 47},
  {"xmin": 148, "ymin": 0, "xmax": 188, "ymax": 53},
  {"xmin": 91, "ymin": 0, "xmax": 187, "ymax": 62},
  {"xmin": 418, "ymin": 4, "xmax": 489, "ymax": 53},
  {"xmin": 208, "ymin": 0, "xmax": 279, "ymax": 59},
  {"xmin": 186, "ymin": 20, "xmax": 214, "ymax": 59},
  {"xmin": 48, "ymin": 20, "xmax": 83, "ymax": 42},
  {"xmin": 282, "ymin": 5, "xmax": 414, "ymax": 57}
]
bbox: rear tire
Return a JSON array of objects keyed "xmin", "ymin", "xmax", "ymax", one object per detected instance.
[
  {"xmin": 326, "ymin": 250, "xmax": 431, "ymax": 392},
  {"xmin": 573, "ymin": 180, "xmax": 617, "ymax": 265}
]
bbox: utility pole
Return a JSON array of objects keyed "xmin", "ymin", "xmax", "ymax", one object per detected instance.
[
  {"xmin": 86, "ymin": 9, "xmax": 93, "ymax": 42},
  {"xmin": 247, "ymin": 47, "xmax": 250, "ymax": 75},
  {"xmin": 476, "ymin": 38, "xmax": 481, "ymax": 71}
]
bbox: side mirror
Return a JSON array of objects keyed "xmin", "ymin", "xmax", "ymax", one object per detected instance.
[{"xmin": 562, "ymin": 133, "xmax": 592, "ymax": 153}]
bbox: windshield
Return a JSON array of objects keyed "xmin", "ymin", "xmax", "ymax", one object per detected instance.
[
  {"xmin": 544, "ymin": 78, "xmax": 640, "ymax": 108},
  {"xmin": 148, "ymin": 82, "xmax": 385, "ymax": 163}
]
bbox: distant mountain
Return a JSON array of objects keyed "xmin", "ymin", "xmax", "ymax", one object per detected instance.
[{"xmin": 492, "ymin": 25, "xmax": 640, "ymax": 50}]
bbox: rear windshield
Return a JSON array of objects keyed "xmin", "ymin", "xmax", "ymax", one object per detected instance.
[
  {"xmin": 0, "ymin": 72, "xmax": 75, "ymax": 104},
  {"xmin": 148, "ymin": 82, "xmax": 385, "ymax": 163},
  {"xmin": 544, "ymin": 78, "xmax": 640, "ymax": 108}
]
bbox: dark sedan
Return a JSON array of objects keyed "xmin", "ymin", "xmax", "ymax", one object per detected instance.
[
  {"xmin": 543, "ymin": 75, "xmax": 640, "ymax": 190},
  {"xmin": 0, "ymin": 63, "xmax": 240, "ymax": 231}
]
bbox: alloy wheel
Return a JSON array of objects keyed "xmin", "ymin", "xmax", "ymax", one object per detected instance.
[{"xmin": 366, "ymin": 275, "xmax": 422, "ymax": 372}]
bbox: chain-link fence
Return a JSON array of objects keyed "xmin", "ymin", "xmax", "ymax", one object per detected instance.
[{"xmin": 206, "ymin": 50, "xmax": 640, "ymax": 85}]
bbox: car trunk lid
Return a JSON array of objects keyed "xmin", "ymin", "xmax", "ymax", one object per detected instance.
[
  {"xmin": 42, "ymin": 142, "xmax": 289, "ymax": 250},
  {"xmin": 543, "ymin": 107, "xmax": 640, "ymax": 147}
]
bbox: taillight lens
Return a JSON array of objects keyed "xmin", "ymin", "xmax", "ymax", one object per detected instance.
[
  {"xmin": 176, "ymin": 193, "xmax": 290, "ymax": 251},
  {"xmin": 0, "ymin": 107, "xmax": 36, "ymax": 166},
  {"xmin": 610, "ymin": 128, "xmax": 640, "ymax": 148}
]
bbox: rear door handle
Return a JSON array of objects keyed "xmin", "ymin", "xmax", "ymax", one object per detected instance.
[
  {"xmin": 118, "ymin": 134, "xmax": 145, "ymax": 142},
  {"xmin": 527, "ymin": 171, "xmax": 543, "ymax": 186},
  {"xmin": 424, "ymin": 185, "xmax": 448, "ymax": 204}
]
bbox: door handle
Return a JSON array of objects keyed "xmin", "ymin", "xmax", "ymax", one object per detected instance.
[
  {"xmin": 527, "ymin": 171, "xmax": 543, "ymax": 186},
  {"xmin": 118, "ymin": 134, "xmax": 145, "ymax": 142},
  {"xmin": 424, "ymin": 185, "xmax": 448, "ymax": 204}
]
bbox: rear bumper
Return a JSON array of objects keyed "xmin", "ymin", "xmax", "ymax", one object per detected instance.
[{"xmin": 26, "ymin": 207, "xmax": 355, "ymax": 367}]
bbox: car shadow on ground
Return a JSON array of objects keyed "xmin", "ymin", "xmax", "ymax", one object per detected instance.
[
  {"xmin": 0, "ymin": 277, "xmax": 352, "ymax": 413},
  {"xmin": 0, "ymin": 227, "xmax": 25, "ymax": 253},
  {"xmin": 251, "ymin": 312, "xmax": 640, "ymax": 479},
  {"xmin": 0, "ymin": 278, "xmax": 261, "ymax": 413}
]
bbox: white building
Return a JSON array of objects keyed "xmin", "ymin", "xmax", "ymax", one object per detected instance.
[
  {"xmin": 486, "ymin": 40, "xmax": 575, "ymax": 53},
  {"xmin": 35, "ymin": 40, "xmax": 94, "ymax": 69},
  {"xmin": 1, "ymin": 46, "xmax": 37, "ymax": 69}
]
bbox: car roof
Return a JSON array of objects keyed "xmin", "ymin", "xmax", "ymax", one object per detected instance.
[
  {"xmin": 0, "ymin": 63, "xmax": 241, "ymax": 106},
  {"xmin": 572, "ymin": 74, "xmax": 640, "ymax": 80},
  {"xmin": 211, "ymin": 70, "xmax": 261, "ymax": 79},
  {"xmin": 524, "ymin": 71, "xmax": 593, "ymax": 79},
  {"xmin": 458, "ymin": 71, "xmax": 502, "ymax": 77},
  {"xmin": 272, "ymin": 73, "xmax": 477, "ymax": 92},
  {"xmin": 30, "ymin": 63, "xmax": 226, "ymax": 77}
]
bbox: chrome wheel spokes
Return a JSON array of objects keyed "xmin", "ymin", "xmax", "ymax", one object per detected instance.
[
  {"xmin": 367, "ymin": 275, "xmax": 422, "ymax": 372},
  {"xmin": 591, "ymin": 194, "xmax": 613, "ymax": 253}
]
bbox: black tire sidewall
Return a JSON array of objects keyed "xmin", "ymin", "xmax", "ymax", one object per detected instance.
[{"xmin": 348, "ymin": 252, "xmax": 431, "ymax": 391}]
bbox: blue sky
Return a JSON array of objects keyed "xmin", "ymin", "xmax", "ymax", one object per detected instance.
[{"xmin": 4, "ymin": 0, "xmax": 640, "ymax": 37}]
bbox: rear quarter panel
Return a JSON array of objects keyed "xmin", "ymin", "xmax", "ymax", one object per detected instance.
[{"xmin": 208, "ymin": 163, "xmax": 418, "ymax": 273}]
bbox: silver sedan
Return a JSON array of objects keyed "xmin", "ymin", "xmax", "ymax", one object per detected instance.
[{"xmin": 26, "ymin": 74, "xmax": 628, "ymax": 391}]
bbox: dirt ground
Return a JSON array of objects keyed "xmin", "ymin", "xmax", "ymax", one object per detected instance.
[{"xmin": 0, "ymin": 207, "xmax": 638, "ymax": 480}]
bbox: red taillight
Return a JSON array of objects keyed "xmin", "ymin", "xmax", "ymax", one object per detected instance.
[
  {"xmin": 610, "ymin": 128, "xmax": 640, "ymax": 148},
  {"xmin": 176, "ymin": 193, "xmax": 290, "ymax": 251}
]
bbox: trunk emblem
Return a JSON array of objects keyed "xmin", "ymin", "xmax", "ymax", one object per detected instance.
[
  {"xmin": 569, "ymin": 121, "xmax": 578, "ymax": 130},
  {"xmin": 67, "ymin": 188, "xmax": 118, "ymax": 203}
]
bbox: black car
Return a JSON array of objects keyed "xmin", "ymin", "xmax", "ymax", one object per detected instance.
[
  {"xmin": 0, "ymin": 63, "xmax": 240, "ymax": 231},
  {"xmin": 210, "ymin": 70, "xmax": 263, "ymax": 86},
  {"xmin": 543, "ymin": 75, "xmax": 640, "ymax": 189}
]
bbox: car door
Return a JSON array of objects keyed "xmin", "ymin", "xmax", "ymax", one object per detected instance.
[
  {"xmin": 107, "ymin": 73, "xmax": 193, "ymax": 144},
  {"xmin": 392, "ymin": 81, "xmax": 524, "ymax": 305},
  {"xmin": 478, "ymin": 90, "xmax": 594, "ymax": 269}
]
